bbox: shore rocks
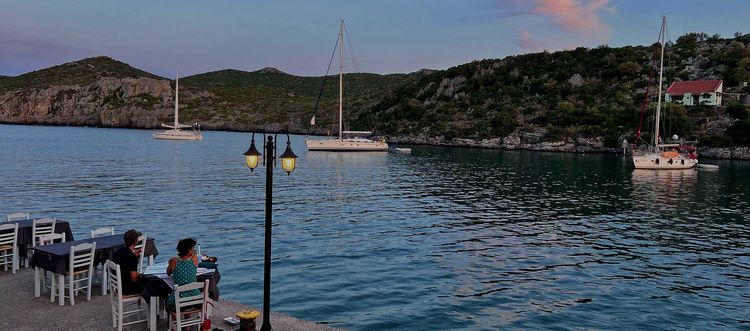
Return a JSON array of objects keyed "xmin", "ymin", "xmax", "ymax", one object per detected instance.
[
  {"xmin": 389, "ymin": 133, "xmax": 617, "ymax": 153},
  {"xmin": 699, "ymin": 147, "xmax": 750, "ymax": 159}
]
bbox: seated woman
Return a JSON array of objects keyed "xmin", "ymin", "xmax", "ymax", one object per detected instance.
[{"xmin": 166, "ymin": 238, "xmax": 200, "ymax": 309}]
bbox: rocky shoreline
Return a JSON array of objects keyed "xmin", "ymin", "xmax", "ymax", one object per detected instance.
[
  {"xmin": 2, "ymin": 117, "xmax": 750, "ymax": 159},
  {"xmin": 388, "ymin": 134, "xmax": 750, "ymax": 160}
]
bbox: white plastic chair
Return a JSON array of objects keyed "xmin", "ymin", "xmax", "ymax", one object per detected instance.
[
  {"xmin": 106, "ymin": 260, "xmax": 148, "ymax": 331},
  {"xmin": 134, "ymin": 234, "xmax": 147, "ymax": 273},
  {"xmin": 0, "ymin": 223, "xmax": 19, "ymax": 273},
  {"xmin": 169, "ymin": 280, "xmax": 210, "ymax": 331},
  {"xmin": 26, "ymin": 218, "xmax": 56, "ymax": 268},
  {"xmin": 90, "ymin": 227, "xmax": 115, "ymax": 238},
  {"xmin": 51, "ymin": 242, "xmax": 96, "ymax": 305},
  {"xmin": 6, "ymin": 212, "xmax": 29, "ymax": 222}
]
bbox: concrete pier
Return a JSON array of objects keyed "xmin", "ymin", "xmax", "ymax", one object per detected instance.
[{"xmin": 0, "ymin": 269, "xmax": 344, "ymax": 331}]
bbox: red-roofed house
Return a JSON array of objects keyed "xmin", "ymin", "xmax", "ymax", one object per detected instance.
[{"xmin": 665, "ymin": 80, "xmax": 723, "ymax": 106}]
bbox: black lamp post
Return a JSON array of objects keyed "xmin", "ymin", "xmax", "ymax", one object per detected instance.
[{"xmin": 243, "ymin": 132, "xmax": 297, "ymax": 331}]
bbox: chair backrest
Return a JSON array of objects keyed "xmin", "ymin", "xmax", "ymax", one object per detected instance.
[
  {"xmin": 174, "ymin": 280, "xmax": 210, "ymax": 328},
  {"xmin": 105, "ymin": 260, "xmax": 122, "ymax": 297},
  {"xmin": 0, "ymin": 223, "xmax": 19, "ymax": 247},
  {"xmin": 134, "ymin": 234, "xmax": 147, "ymax": 273},
  {"xmin": 90, "ymin": 227, "xmax": 115, "ymax": 238},
  {"xmin": 6, "ymin": 212, "xmax": 29, "ymax": 222},
  {"xmin": 69, "ymin": 242, "xmax": 96, "ymax": 275},
  {"xmin": 38, "ymin": 233, "xmax": 66, "ymax": 246},
  {"xmin": 32, "ymin": 218, "xmax": 56, "ymax": 247}
]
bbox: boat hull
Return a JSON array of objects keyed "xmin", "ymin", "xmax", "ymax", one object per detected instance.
[
  {"xmin": 632, "ymin": 155, "xmax": 697, "ymax": 169},
  {"xmin": 153, "ymin": 130, "xmax": 203, "ymax": 141},
  {"xmin": 305, "ymin": 139, "xmax": 388, "ymax": 151}
]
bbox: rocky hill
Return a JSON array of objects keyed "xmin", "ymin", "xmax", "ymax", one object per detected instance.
[
  {"xmin": 2, "ymin": 32, "xmax": 750, "ymax": 158},
  {"xmin": 357, "ymin": 33, "xmax": 750, "ymax": 155},
  {"xmin": 0, "ymin": 56, "xmax": 414, "ymax": 132}
]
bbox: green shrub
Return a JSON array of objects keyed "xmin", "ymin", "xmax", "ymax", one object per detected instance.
[
  {"xmin": 727, "ymin": 104, "xmax": 748, "ymax": 119},
  {"xmin": 726, "ymin": 119, "xmax": 750, "ymax": 146}
]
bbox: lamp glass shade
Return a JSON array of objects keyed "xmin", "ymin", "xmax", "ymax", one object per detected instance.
[
  {"xmin": 279, "ymin": 144, "xmax": 298, "ymax": 174},
  {"xmin": 243, "ymin": 141, "xmax": 262, "ymax": 171},
  {"xmin": 281, "ymin": 157, "xmax": 295, "ymax": 173},
  {"xmin": 245, "ymin": 154, "xmax": 259, "ymax": 170}
]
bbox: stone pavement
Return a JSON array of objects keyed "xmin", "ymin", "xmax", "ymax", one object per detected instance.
[{"xmin": 0, "ymin": 268, "xmax": 344, "ymax": 331}]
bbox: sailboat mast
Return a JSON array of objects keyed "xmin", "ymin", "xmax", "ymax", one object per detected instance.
[
  {"xmin": 174, "ymin": 72, "xmax": 179, "ymax": 129},
  {"xmin": 654, "ymin": 16, "xmax": 666, "ymax": 152},
  {"xmin": 338, "ymin": 19, "xmax": 344, "ymax": 140}
]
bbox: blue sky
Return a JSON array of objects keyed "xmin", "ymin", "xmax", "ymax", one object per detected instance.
[{"xmin": 1, "ymin": 0, "xmax": 748, "ymax": 77}]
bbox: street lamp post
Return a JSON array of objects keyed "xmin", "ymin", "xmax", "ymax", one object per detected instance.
[{"xmin": 243, "ymin": 132, "xmax": 297, "ymax": 331}]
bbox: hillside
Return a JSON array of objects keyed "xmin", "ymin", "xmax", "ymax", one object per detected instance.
[
  {"xmin": 0, "ymin": 56, "xmax": 163, "ymax": 91},
  {"xmin": 180, "ymin": 68, "xmax": 414, "ymax": 132},
  {"xmin": 0, "ymin": 56, "xmax": 415, "ymax": 132},
  {"xmin": 1, "ymin": 33, "xmax": 750, "ymax": 157},
  {"xmin": 356, "ymin": 33, "xmax": 750, "ymax": 152}
]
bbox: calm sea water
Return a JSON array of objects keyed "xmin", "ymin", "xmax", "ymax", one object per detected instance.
[{"xmin": 1, "ymin": 124, "xmax": 749, "ymax": 330}]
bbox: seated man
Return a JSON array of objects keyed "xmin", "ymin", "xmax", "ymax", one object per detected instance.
[{"xmin": 111, "ymin": 229, "xmax": 144, "ymax": 295}]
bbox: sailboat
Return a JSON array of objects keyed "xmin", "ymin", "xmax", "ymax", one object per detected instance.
[
  {"xmin": 305, "ymin": 20, "xmax": 388, "ymax": 152},
  {"xmin": 632, "ymin": 16, "xmax": 698, "ymax": 169},
  {"xmin": 153, "ymin": 73, "xmax": 204, "ymax": 141}
]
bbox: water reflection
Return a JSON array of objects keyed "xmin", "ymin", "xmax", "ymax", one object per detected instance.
[
  {"xmin": 1, "ymin": 126, "xmax": 749, "ymax": 330},
  {"xmin": 631, "ymin": 169, "xmax": 697, "ymax": 209}
]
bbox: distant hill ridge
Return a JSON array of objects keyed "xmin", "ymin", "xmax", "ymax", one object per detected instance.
[
  {"xmin": 0, "ymin": 56, "xmax": 416, "ymax": 133},
  {"xmin": 1, "ymin": 31, "xmax": 750, "ymax": 156}
]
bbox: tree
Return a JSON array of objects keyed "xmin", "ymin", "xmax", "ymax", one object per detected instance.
[
  {"xmin": 675, "ymin": 33, "xmax": 699, "ymax": 57},
  {"xmin": 618, "ymin": 61, "xmax": 642, "ymax": 77}
]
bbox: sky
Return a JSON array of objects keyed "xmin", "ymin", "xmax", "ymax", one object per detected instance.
[{"xmin": 1, "ymin": 0, "xmax": 749, "ymax": 78}]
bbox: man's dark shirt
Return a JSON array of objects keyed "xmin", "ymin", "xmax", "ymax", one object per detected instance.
[{"xmin": 111, "ymin": 246, "xmax": 143, "ymax": 295}]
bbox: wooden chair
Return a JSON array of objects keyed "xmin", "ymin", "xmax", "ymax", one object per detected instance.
[
  {"xmin": 169, "ymin": 280, "xmax": 210, "ymax": 331},
  {"xmin": 90, "ymin": 226, "xmax": 115, "ymax": 295},
  {"xmin": 38, "ymin": 233, "xmax": 66, "ymax": 245},
  {"xmin": 0, "ymin": 223, "xmax": 19, "ymax": 273},
  {"xmin": 106, "ymin": 260, "xmax": 148, "ymax": 331},
  {"xmin": 51, "ymin": 242, "xmax": 96, "ymax": 305},
  {"xmin": 26, "ymin": 218, "xmax": 56, "ymax": 268},
  {"xmin": 5, "ymin": 212, "xmax": 29, "ymax": 222},
  {"xmin": 90, "ymin": 227, "xmax": 115, "ymax": 238},
  {"xmin": 38, "ymin": 233, "xmax": 66, "ymax": 291},
  {"xmin": 134, "ymin": 234, "xmax": 147, "ymax": 273}
]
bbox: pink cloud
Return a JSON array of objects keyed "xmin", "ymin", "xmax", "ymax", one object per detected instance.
[
  {"xmin": 515, "ymin": 30, "xmax": 546, "ymax": 52},
  {"xmin": 531, "ymin": 0, "xmax": 614, "ymax": 35},
  {"xmin": 514, "ymin": 29, "xmax": 579, "ymax": 53}
]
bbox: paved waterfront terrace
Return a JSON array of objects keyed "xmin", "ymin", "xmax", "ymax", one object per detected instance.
[
  {"xmin": 0, "ymin": 268, "xmax": 342, "ymax": 330},
  {"xmin": 0, "ymin": 216, "xmax": 342, "ymax": 331}
]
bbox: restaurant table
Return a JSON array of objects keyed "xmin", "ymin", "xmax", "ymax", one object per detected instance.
[
  {"xmin": 29, "ymin": 234, "xmax": 158, "ymax": 305},
  {"xmin": 6, "ymin": 218, "xmax": 74, "ymax": 258},
  {"xmin": 142, "ymin": 264, "xmax": 221, "ymax": 331}
]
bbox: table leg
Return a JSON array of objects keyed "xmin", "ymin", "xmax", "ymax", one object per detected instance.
[
  {"xmin": 34, "ymin": 267, "xmax": 40, "ymax": 297},
  {"xmin": 149, "ymin": 295, "xmax": 157, "ymax": 331},
  {"xmin": 58, "ymin": 274, "xmax": 64, "ymax": 306},
  {"xmin": 101, "ymin": 268, "xmax": 108, "ymax": 296}
]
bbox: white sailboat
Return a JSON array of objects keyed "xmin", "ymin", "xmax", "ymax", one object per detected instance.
[
  {"xmin": 305, "ymin": 20, "xmax": 388, "ymax": 152},
  {"xmin": 632, "ymin": 16, "xmax": 698, "ymax": 170},
  {"xmin": 153, "ymin": 73, "xmax": 204, "ymax": 141}
]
